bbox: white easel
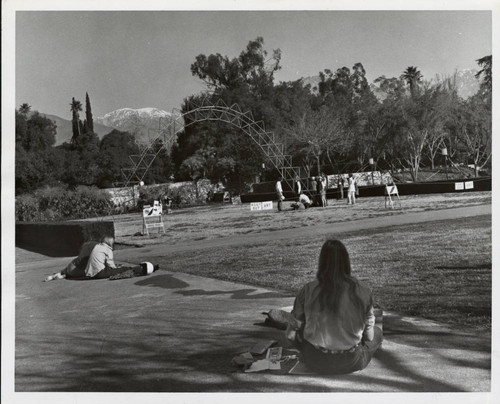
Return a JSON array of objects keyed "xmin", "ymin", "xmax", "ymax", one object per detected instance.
[
  {"xmin": 142, "ymin": 200, "xmax": 165, "ymax": 235},
  {"xmin": 385, "ymin": 184, "xmax": 401, "ymax": 209}
]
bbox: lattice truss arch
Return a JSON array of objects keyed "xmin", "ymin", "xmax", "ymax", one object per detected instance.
[{"xmin": 120, "ymin": 97, "xmax": 302, "ymax": 188}]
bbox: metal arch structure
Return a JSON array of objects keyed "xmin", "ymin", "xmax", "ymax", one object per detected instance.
[{"xmin": 118, "ymin": 97, "xmax": 302, "ymax": 189}]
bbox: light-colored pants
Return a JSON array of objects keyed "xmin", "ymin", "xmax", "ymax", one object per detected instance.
[{"xmin": 348, "ymin": 191, "xmax": 356, "ymax": 204}]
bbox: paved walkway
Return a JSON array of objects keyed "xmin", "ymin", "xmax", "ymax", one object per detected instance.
[{"xmin": 14, "ymin": 204, "xmax": 492, "ymax": 392}]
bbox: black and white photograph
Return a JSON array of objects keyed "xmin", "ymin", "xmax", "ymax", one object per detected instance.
[{"xmin": 2, "ymin": 0, "xmax": 498, "ymax": 402}]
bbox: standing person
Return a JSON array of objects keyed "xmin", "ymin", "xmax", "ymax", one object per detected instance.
[
  {"xmin": 285, "ymin": 239, "xmax": 382, "ymax": 374},
  {"xmin": 347, "ymin": 173, "xmax": 356, "ymax": 205},
  {"xmin": 309, "ymin": 176, "xmax": 317, "ymax": 206},
  {"xmin": 320, "ymin": 174, "xmax": 328, "ymax": 207},
  {"xmin": 316, "ymin": 176, "xmax": 325, "ymax": 207},
  {"xmin": 294, "ymin": 175, "xmax": 302, "ymax": 198},
  {"xmin": 338, "ymin": 176, "xmax": 345, "ymax": 200},
  {"xmin": 276, "ymin": 178, "xmax": 285, "ymax": 212}
]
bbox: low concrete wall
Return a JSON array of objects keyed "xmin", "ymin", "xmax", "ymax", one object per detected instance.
[
  {"xmin": 241, "ymin": 177, "xmax": 491, "ymax": 203},
  {"xmin": 16, "ymin": 221, "xmax": 115, "ymax": 257}
]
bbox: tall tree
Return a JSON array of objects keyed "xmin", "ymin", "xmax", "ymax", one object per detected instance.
[
  {"xmin": 84, "ymin": 92, "xmax": 94, "ymax": 133},
  {"xmin": 70, "ymin": 97, "xmax": 83, "ymax": 142},
  {"xmin": 97, "ymin": 129, "xmax": 140, "ymax": 187},
  {"xmin": 15, "ymin": 109, "xmax": 60, "ymax": 193},
  {"xmin": 475, "ymin": 55, "xmax": 492, "ymax": 92},
  {"xmin": 401, "ymin": 66, "xmax": 423, "ymax": 95},
  {"xmin": 456, "ymin": 96, "xmax": 491, "ymax": 177},
  {"xmin": 288, "ymin": 106, "xmax": 346, "ymax": 175}
]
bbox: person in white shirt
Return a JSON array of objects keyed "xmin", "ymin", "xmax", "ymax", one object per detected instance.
[
  {"xmin": 44, "ymin": 240, "xmax": 98, "ymax": 281},
  {"xmin": 45, "ymin": 235, "xmax": 159, "ymax": 281},
  {"xmin": 299, "ymin": 192, "xmax": 312, "ymax": 209},
  {"xmin": 84, "ymin": 235, "xmax": 159, "ymax": 279},
  {"xmin": 276, "ymin": 178, "xmax": 285, "ymax": 211},
  {"xmin": 286, "ymin": 239, "xmax": 382, "ymax": 374},
  {"xmin": 347, "ymin": 173, "xmax": 356, "ymax": 205}
]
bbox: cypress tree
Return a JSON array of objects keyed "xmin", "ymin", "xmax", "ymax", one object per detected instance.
[
  {"xmin": 70, "ymin": 97, "xmax": 82, "ymax": 142},
  {"xmin": 85, "ymin": 92, "xmax": 94, "ymax": 133}
]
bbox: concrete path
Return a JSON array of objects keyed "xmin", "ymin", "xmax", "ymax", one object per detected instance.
[{"xmin": 14, "ymin": 204, "xmax": 492, "ymax": 392}]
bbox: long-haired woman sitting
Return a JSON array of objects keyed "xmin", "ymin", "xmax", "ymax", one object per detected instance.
[{"xmin": 286, "ymin": 239, "xmax": 382, "ymax": 374}]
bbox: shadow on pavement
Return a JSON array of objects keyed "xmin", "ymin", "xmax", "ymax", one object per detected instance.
[
  {"xmin": 383, "ymin": 316, "xmax": 491, "ymax": 352},
  {"xmin": 16, "ymin": 325, "xmax": 477, "ymax": 392},
  {"xmin": 134, "ymin": 274, "xmax": 190, "ymax": 289},
  {"xmin": 134, "ymin": 274, "xmax": 288, "ymax": 300}
]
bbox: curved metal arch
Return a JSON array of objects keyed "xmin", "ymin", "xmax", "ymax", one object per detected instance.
[{"xmin": 119, "ymin": 102, "xmax": 301, "ymax": 189}]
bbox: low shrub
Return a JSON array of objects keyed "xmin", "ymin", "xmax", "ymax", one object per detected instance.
[
  {"xmin": 137, "ymin": 184, "xmax": 171, "ymax": 209},
  {"xmin": 15, "ymin": 186, "xmax": 113, "ymax": 222}
]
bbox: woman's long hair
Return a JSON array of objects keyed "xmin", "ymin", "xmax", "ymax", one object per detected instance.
[{"xmin": 316, "ymin": 239, "xmax": 364, "ymax": 313}]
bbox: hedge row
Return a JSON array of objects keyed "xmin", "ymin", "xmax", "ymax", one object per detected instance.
[
  {"xmin": 15, "ymin": 186, "xmax": 113, "ymax": 222},
  {"xmin": 16, "ymin": 220, "xmax": 115, "ymax": 257}
]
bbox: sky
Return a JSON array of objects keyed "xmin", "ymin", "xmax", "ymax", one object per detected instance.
[{"xmin": 14, "ymin": 9, "xmax": 492, "ymax": 120}]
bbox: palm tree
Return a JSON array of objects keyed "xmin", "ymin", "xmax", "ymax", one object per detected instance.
[
  {"xmin": 70, "ymin": 97, "xmax": 83, "ymax": 142},
  {"xmin": 19, "ymin": 103, "xmax": 31, "ymax": 115},
  {"xmin": 401, "ymin": 66, "xmax": 423, "ymax": 94}
]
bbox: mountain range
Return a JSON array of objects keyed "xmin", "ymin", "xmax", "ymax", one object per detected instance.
[
  {"xmin": 44, "ymin": 107, "xmax": 183, "ymax": 146},
  {"xmin": 44, "ymin": 70, "xmax": 480, "ymax": 145},
  {"xmin": 43, "ymin": 114, "xmax": 116, "ymax": 145}
]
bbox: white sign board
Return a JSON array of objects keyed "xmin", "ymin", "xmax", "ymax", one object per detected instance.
[
  {"xmin": 385, "ymin": 185, "xmax": 399, "ymax": 196},
  {"xmin": 142, "ymin": 201, "xmax": 162, "ymax": 217},
  {"xmin": 250, "ymin": 202, "xmax": 262, "ymax": 211},
  {"xmin": 465, "ymin": 181, "xmax": 474, "ymax": 190},
  {"xmin": 455, "ymin": 182, "xmax": 464, "ymax": 190},
  {"xmin": 262, "ymin": 201, "xmax": 273, "ymax": 210}
]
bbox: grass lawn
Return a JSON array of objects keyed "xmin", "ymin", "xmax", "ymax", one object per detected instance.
[
  {"xmin": 110, "ymin": 191, "xmax": 491, "ymax": 247},
  {"xmin": 159, "ymin": 214, "xmax": 491, "ymax": 330}
]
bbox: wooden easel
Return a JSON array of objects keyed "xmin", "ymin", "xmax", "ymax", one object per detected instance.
[{"xmin": 385, "ymin": 184, "xmax": 401, "ymax": 209}]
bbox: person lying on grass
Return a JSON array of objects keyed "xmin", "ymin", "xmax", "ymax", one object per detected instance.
[
  {"xmin": 44, "ymin": 235, "xmax": 159, "ymax": 281},
  {"xmin": 285, "ymin": 238, "xmax": 382, "ymax": 374}
]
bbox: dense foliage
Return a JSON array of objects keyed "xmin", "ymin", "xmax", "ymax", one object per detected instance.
[
  {"xmin": 16, "ymin": 40, "xmax": 491, "ymax": 197},
  {"xmin": 15, "ymin": 186, "xmax": 113, "ymax": 222},
  {"xmin": 174, "ymin": 39, "xmax": 491, "ymax": 189}
]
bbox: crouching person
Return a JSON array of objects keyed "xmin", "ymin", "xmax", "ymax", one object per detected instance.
[
  {"xmin": 285, "ymin": 239, "xmax": 382, "ymax": 374},
  {"xmin": 299, "ymin": 192, "xmax": 312, "ymax": 209},
  {"xmin": 45, "ymin": 235, "xmax": 158, "ymax": 281},
  {"xmin": 84, "ymin": 235, "xmax": 158, "ymax": 280}
]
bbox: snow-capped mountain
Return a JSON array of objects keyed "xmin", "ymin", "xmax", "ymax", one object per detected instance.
[
  {"xmin": 96, "ymin": 107, "xmax": 184, "ymax": 145},
  {"xmin": 452, "ymin": 69, "xmax": 480, "ymax": 100}
]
